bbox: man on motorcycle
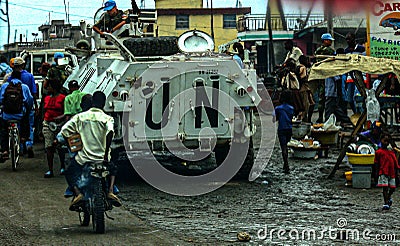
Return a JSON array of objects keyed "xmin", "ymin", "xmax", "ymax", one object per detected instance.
[{"xmin": 60, "ymin": 91, "xmax": 121, "ymax": 209}]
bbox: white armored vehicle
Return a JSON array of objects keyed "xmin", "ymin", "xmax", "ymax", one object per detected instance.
[{"xmin": 65, "ymin": 6, "xmax": 262, "ymax": 178}]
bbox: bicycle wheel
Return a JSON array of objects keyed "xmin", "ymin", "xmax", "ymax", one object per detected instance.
[{"xmin": 10, "ymin": 128, "xmax": 20, "ymax": 171}]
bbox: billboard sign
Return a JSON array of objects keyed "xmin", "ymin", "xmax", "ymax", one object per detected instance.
[{"xmin": 369, "ymin": 0, "xmax": 400, "ymax": 59}]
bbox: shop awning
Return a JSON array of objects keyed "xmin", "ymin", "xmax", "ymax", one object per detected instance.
[{"xmin": 237, "ymin": 30, "xmax": 294, "ymax": 41}]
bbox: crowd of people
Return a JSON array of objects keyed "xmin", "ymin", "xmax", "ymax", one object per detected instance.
[
  {"xmin": 0, "ymin": 51, "xmax": 122, "ymax": 209},
  {"xmin": 273, "ymin": 33, "xmax": 400, "ymax": 210},
  {"xmin": 278, "ymin": 32, "xmax": 367, "ymax": 124}
]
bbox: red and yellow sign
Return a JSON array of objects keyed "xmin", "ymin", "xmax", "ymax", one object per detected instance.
[{"xmin": 368, "ymin": 0, "xmax": 400, "ymax": 59}]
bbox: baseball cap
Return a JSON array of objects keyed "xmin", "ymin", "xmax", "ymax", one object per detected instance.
[
  {"xmin": 54, "ymin": 52, "xmax": 64, "ymax": 59},
  {"xmin": 321, "ymin": 33, "xmax": 334, "ymax": 41},
  {"xmin": 13, "ymin": 57, "xmax": 25, "ymax": 66},
  {"xmin": 104, "ymin": 0, "xmax": 116, "ymax": 11},
  {"xmin": 9, "ymin": 58, "xmax": 15, "ymax": 68}
]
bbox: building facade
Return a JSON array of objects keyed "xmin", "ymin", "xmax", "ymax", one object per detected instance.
[{"xmin": 155, "ymin": 0, "xmax": 250, "ymax": 48}]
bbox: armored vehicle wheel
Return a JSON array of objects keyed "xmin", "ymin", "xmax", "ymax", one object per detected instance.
[
  {"xmin": 214, "ymin": 144, "xmax": 229, "ymax": 166},
  {"xmin": 123, "ymin": 36, "xmax": 179, "ymax": 56},
  {"xmin": 234, "ymin": 138, "xmax": 254, "ymax": 180},
  {"xmin": 214, "ymin": 138, "xmax": 254, "ymax": 180}
]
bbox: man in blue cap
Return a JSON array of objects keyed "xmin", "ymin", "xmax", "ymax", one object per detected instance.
[
  {"xmin": 44, "ymin": 52, "xmax": 69, "ymax": 94},
  {"xmin": 313, "ymin": 33, "xmax": 336, "ymax": 123},
  {"xmin": 93, "ymin": 0, "xmax": 127, "ymax": 36}
]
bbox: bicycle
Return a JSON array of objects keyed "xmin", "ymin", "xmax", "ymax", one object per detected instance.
[{"xmin": 8, "ymin": 120, "xmax": 20, "ymax": 171}]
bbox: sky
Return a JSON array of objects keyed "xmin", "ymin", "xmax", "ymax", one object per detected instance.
[
  {"xmin": 0, "ymin": 0, "xmax": 370, "ymax": 49},
  {"xmin": 0, "ymin": 0, "xmax": 267, "ymax": 49}
]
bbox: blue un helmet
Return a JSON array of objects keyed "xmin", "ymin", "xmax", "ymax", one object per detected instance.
[
  {"xmin": 54, "ymin": 52, "xmax": 64, "ymax": 59},
  {"xmin": 321, "ymin": 33, "xmax": 335, "ymax": 41},
  {"xmin": 104, "ymin": 0, "xmax": 116, "ymax": 11}
]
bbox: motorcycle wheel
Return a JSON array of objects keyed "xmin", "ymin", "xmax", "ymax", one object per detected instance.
[{"xmin": 91, "ymin": 179, "xmax": 105, "ymax": 234}]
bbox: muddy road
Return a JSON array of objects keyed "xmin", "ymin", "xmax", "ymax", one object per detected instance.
[
  {"xmin": 1, "ymin": 129, "xmax": 400, "ymax": 245},
  {"xmin": 123, "ymin": 147, "xmax": 400, "ymax": 245}
]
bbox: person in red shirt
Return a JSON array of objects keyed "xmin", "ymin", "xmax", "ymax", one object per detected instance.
[
  {"xmin": 374, "ymin": 133, "xmax": 400, "ymax": 210},
  {"xmin": 42, "ymin": 79, "xmax": 66, "ymax": 178}
]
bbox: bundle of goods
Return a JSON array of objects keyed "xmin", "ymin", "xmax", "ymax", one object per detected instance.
[
  {"xmin": 310, "ymin": 115, "xmax": 341, "ymax": 145},
  {"xmin": 288, "ymin": 137, "xmax": 321, "ymax": 159},
  {"xmin": 287, "ymin": 137, "xmax": 320, "ymax": 149}
]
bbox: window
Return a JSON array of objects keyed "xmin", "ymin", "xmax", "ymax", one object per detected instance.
[
  {"xmin": 176, "ymin": 15, "xmax": 189, "ymax": 29},
  {"xmin": 223, "ymin": 14, "xmax": 237, "ymax": 29}
]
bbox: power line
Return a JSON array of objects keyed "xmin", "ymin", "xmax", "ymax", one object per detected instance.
[
  {"xmin": 7, "ymin": 2, "xmax": 92, "ymax": 19},
  {"xmin": 0, "ymin": 23, "xmax": 42, "ymax": 27},
  {"xmin": 8, "ymin": 1, "xmax": 98, "ymax": 9}
]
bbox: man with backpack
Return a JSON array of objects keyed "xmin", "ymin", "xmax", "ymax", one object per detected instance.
[
  {"xmin": 0, "ymin": 73, "xmax": 33, "ymax": 161},
  {"xmin": 7, "ymin": 57, "xmax": 37, "ymax": 158}
]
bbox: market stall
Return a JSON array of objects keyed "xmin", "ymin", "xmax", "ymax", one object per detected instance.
[{"xmin": 308, "ymin": 54, "xmax": 400, "ymax": 178}]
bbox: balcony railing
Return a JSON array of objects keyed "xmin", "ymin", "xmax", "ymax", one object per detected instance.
[{"xmin": 237, "ymin": 14, "xmax": 325, "ymax": 32}]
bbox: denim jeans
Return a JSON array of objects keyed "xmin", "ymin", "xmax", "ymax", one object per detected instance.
[{"xmin": 25, "ymin": 109, "xmax": 34, "ymax": 148}]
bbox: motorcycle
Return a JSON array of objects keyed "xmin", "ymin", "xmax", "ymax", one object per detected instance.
[{"xmin": 69, "ymin": 161, "xmax": 114, "ymax": 234}]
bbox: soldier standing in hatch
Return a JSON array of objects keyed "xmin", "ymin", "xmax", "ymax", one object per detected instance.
[{"xmin": 92, "ymin": 0, "xmax": 128, "ymax": 36}]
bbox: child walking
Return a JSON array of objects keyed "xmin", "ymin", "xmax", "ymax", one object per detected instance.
[
  {"xmin": 374, "ymin": 133, "xmax": 399, "ymax": 210},
  {"xmin": 273, "ymin": 90, "xmax": 294, "ymax": 173}
]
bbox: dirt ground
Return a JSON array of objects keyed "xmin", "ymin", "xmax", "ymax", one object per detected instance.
[
  {"xmin": 0, "ymin": 144, "xmax": 184, "ymax": 245},
  {"xmin": 1, "ymin": 124, "xmax": 400, "ymax": 245}
]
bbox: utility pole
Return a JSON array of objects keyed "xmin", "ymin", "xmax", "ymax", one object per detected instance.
[
  {"xmin": 301, "ymin": 0, "xmax": 317, "ymax": 30},
  {"xmin": 0, "ymin": 0, "xmax": 11, "ymax": 50},
  {"xmin": 266, "ymin": 0, "xmax": 275, "ymax": 73},
  {"xmin": 210, "ymin": 0, "xmax": 214, "ymax": 41},
  {"xmin": 324, "ymin": 0, "xmax": 334, "ymax": 43}
]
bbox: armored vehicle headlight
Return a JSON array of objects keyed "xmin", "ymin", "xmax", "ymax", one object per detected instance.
[
  {"xmin": 120, "ymin": 90, "xmax": 129, "ymax": 101},
  {"xmin": 236, "ymin": 86, "xmax": 247, "ymax": 97}
]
